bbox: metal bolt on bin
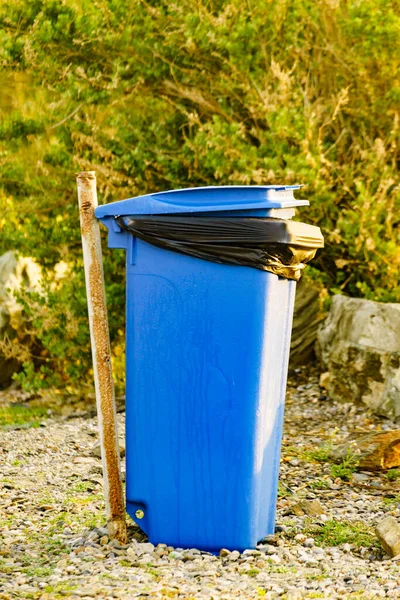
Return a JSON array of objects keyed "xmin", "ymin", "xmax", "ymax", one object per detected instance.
[{"xmin": 95, "ymin": 185, "xmax": 324, "ymax": 552}]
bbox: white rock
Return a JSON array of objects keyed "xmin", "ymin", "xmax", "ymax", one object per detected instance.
[
  {"xmin": 136, "ymin": 542, "xmax": 155, "ymax": 556},
  {"xmin": 259, "ymin": 544, "xmax": 279, "ymax": 555},
  {"xmin": 320, "ymin": 514, "xmax": 329, "ymax": 522},
  {"xmin": 0, "ymin": 251, "xmax": 42, "ymax": 384},
  {"xmin": 298, "ymin": 552, "xmax": 317, "ymax": 564},
  {"xmin": 317, "ymin": 295, "xmax": 400, "ymax": 418},
  {"xmin": 242, "ymin": 549, "xmax": 261, "ymax": 556},
  {"xmin": 376, "ymin": 516, "xmax": 400, "ymax": 557},
  {"xmin": 269, "ymin": 554, "xmax": 281, "ymax": 564}
]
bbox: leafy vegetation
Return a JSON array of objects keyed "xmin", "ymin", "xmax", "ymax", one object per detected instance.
[
  {"xmin": 311, "ymin": 519, "xmax": 379, "ymax": 550},
  {"xmin": 1, "ymin": 0, "xmax": 399, "ymax": 392},
  {"xmin": 302, "ymin": 445, "xmax": 331, "ymax": 463},
  {"xmin": 330, "ymin": 449, "xmax": 359, "ymax": 481},
  {"xmin": 382, "ymin": 494, "xmax": 400, "ymax": 507},
  {"xmin": 302, "ymin": 443, "xmax": 359, "ymax": 480},
  {"xmin": 0, "ymin": 404, "xmax": 48, "ymax": 429},
  {"xmin": 308, "ymin": 478, "xmax": 330, "ymax": 490},
  {"xmin": 387, "ymin": 469, "xmax": 400, "ymax": 481}
]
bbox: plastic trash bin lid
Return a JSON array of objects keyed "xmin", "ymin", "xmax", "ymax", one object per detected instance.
[{"xmin": 95, "ymin": 185, "xmax": 309, "ymax": 218}]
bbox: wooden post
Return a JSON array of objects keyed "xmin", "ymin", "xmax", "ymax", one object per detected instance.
[{"xmin": 76, "ymin": 171, "xmax": 127, "ymax": 544}]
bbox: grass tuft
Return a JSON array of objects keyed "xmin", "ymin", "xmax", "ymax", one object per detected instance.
[
  {"xmin": 0, "ymin": 405, "xmax": 47, "ymax": 429},
  {"xmin": 310, "ymin": 519, "xmax": 379, "ymax": 550}
]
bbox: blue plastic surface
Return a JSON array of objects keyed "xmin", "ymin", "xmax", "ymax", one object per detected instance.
[
  {"xmin": 97, "ymin": 186, "xmax": 300, "ymax": 551},
  {"xmin": 95, "ymin": 185, "xmax": 308, "ymax": 217}
]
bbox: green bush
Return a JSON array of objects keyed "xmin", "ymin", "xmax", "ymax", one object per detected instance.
[{"xmin": 0, "ymin": 0, "xmax": 399, "ymax": 393}]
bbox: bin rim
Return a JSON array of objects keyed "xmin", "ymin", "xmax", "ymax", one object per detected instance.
[{"xmin": 95, "ymin": 185, "xmax": 309, "ymax": 218}]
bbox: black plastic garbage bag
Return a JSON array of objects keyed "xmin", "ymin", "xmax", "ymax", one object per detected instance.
[{"xmin": 115, "ymin": 216, "xmax": 324, "ymax": 281}]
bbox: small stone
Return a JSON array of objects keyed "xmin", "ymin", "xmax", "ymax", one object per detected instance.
[
  {"xmin": 69, "ymin": 537, "xmax": 85, "ymax": 547},
  {"xmin": 269, "ymin": 554, "xmax": 281, "ymax": 564},
  {"xmin": 298, "ymin": 552, "xmax": 317, "ymax": 564},
  {"xmin": 260, "ymin": 534, "xmax": 279, "ymax": 544},
  {"xmin": 243, "ymin": 549, "xmax": 261, "ymax": 556},
  {"xmin": 137, "ymin": 542, "xmax": 154, "ymax": 555},
  {"xmin": 375, "ymin": 516, "xmax": 400, "ymax": 557},
  {"xmin": 320, "ymin": 514, "xmax": 329, "ymax": 522},
  {"xmin": 258, "ymin": 544, "xmax": 277, "ymax": 555},
  {"xmin": 219, "ymin": 548, "xmax": 230, "ymax": 557},
  {"xmin": 109, "ymin": 538, "xmax": 125, "ymax": 549},
  {"xmin": 289, "ymin": 499, "xmax": 325, "ymax": 517},
  {"xmin": 228, "ymin": 550, "xmax": 240, "ymax": 561},
  {"xmin": 274, "ymin": 525, "xmax": 286, "ymax": 534},
  {"xmin": 342, "ymin": 543, "xmax": 352, "ymax": 553},
  {"xmin": 138, "ymin": 553, "xmax": 153, "ymax": 564},
  {"xmin": 294, "ymin": 533, "xmax": 306, "ymax": 543},
  {"xmin": 352, "ymin": 473, "xmax": 370, "ymax": 483},
  {"xmin": 303, "ymin": 537, "xmax": 314, "ymax": 548},
  {"xmin": 99, "ymin": 535, "xmax": 109, "ymax": 546}
]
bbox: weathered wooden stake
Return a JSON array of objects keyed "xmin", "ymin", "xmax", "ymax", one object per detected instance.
[{"xmin": 77, "ymin": 171, "xmax": 127, "ymax": 544}]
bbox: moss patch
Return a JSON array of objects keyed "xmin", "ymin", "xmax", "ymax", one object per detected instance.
[
  {"xmin": 310, "ymin": 520, "xmax": 379, "ymax": 550},
  {"xmin": 0, "ymin": 405, "xmax": 48, "ymax": 429}
]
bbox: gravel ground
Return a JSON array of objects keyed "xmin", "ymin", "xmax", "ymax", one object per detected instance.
[{"xmin": 1, "ymin": 368, "xmax": 400, "ymax": 599}]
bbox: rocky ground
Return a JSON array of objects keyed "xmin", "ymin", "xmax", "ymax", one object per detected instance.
[{"xmin": 1, "ymin": 368, "xmax": 400, "ymax": 599}]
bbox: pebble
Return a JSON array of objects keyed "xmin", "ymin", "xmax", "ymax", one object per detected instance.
[
  {"xmin": 319, "ymin": 514, "xmax": 329, "ymax": 522},
  {"xmin": 298, "ymin": 552, "xmax": 317, "ymax": 564},
  {"xmin": 258, "ymin": 544, "xmax": 277, "ymax": 555},
  {"xmin": 269, "ymin": 554, "xmax": 281, "ymax": 564},
  {"xmin": 352, "ymin": 473, "xmax": 370, "ymax": 483}
]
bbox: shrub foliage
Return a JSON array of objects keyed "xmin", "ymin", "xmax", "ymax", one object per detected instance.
[{"xmin": 0, "ymin": 0, "xmax": 399, "ymax": 392}]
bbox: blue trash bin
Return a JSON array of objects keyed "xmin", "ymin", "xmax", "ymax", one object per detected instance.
[{"xmin": 96, "ymin": 186, "xmax": 322, "ymax": 552}]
